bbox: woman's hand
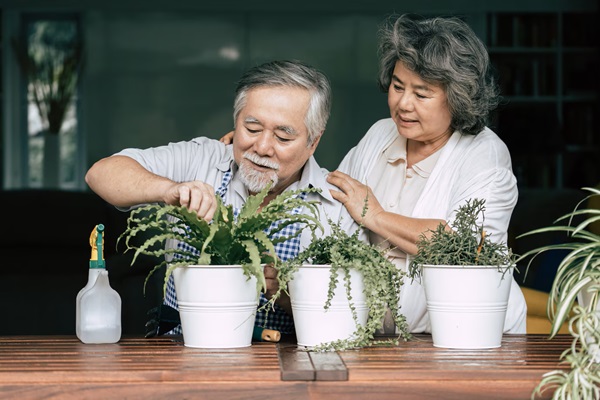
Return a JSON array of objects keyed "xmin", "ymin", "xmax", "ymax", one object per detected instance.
[
  {"xmin": 219, "ymin": 131, "xmax": 234, "ymax": 145},
  {"xmin": 327, "ymin": 170, "xmax": 384, "ymax": 229}
]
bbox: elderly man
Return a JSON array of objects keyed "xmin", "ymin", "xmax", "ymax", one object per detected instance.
[{"xmin": 85, "ymin": 60, "xmax": 360, "ymax": 337}]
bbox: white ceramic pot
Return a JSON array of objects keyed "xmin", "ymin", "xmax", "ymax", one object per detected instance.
[
  {"xmin": 173, "ymin": 265, "xmax": 259, "ymax": 348},
  {"xmin": 288, "ymin": 264, "xmax": 368, "ymax": 347},
  {"xmin": 422, "ymin": 264, "xmax": 513, "ymax": 349}
]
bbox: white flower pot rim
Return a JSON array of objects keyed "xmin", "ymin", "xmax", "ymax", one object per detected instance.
[
  {"xmin": 176, "ymin": 264, "xmax": 249, "ymax": 269},
  {"xmin": 421, "ymin": 264, "xmax": 515, "ymax": 269}
]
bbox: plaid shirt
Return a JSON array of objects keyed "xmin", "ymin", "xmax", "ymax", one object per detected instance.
[{"xmin": 164, "ymin": 170, "xmax": 304, "ymax": 335}]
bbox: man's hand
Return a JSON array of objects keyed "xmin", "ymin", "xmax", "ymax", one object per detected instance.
[
  {"xmin": 264, "ymin": 264, "xmax": 292, "ymax": 315},
  {"xmin": 164, "ymin": 181, "xmax": 218, "ymax": 221}
]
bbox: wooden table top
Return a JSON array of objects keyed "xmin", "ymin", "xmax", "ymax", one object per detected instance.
[{"xmin": 0, "ymin": 334, "xmax": 570, "ymax": 399}]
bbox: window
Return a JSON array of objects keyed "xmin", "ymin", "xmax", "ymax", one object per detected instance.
[{"xmin": 8, "ymin": 13, "xmax": 83, "ymax": 189}]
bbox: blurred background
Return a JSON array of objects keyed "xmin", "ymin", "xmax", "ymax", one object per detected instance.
[{"xmin": 0, "ymin": 0, "xmax": 597, "ymax": 334}]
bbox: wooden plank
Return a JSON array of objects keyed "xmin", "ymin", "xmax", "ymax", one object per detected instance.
[
  {"xmin": 0, "ymin": 334, "xmax": 572, "ymax": 399},
  {"xmin": 0, "ymin": 382, "xmax": 312, "ymax": 400},
  {"xmin": 340, "ymin": 334, "xmax": 572, "ymax": 382},
  {"xmin": 302, "ymin": 380, "xmax": 552, "ymax": 400},
  {"xmin": 277, "ymin": 344, "xmax": 315, "ymax": 381},
  {"xmin": 0, "ymin": 336, "xmax": 281, "ymax": 383},
  {"xmin": 308, "ymin": 351, "xmax": 348, "ymax": 381}
]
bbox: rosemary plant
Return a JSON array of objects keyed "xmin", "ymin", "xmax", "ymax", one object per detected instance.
[
  {"xmin": 409, "ymin": 198, "xmax": 516, "ymax": 279},
  {"xmin": 517, "ymin": 187, "xmax": 600, "ymax": 400},
  {"xmin": 119, "ymin": 184, "xmax": 322, "ymax": 298},
  {"xmin": 268, "ymin": 217, "xmax": 412, "ymax": 352}
]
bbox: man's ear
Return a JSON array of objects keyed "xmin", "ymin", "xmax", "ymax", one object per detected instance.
[{"xmin": 309, "ymin": 132, "xmax": 322, "ymax": 152}]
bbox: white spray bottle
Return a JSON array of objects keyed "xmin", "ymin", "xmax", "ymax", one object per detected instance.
[{"xmin": 76, "ymin": 224, "xmax": 122, "ymax": 344}]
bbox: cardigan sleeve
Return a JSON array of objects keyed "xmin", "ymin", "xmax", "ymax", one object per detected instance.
[
  {"xmin": 445, "ymin": 130, "xmax": 518, "ymax": 246},
  {"xmin": 447, "ymin": 166, "xmax": 518, "ymax": 245},
  {"xmin": 413, "ymin": 129, "xmax": 518, "ymax": 246}
]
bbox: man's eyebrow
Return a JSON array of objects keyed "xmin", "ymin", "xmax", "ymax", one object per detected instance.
[
  {"xmin": 277, "ymin": 125, "xmax": 298, "ymax": 136},
  {"xmin": 244, "ymin": 116, "xmax": 260, "ymax": 124},
  {"xmin": 244, "ymin": 116, "xmax": 298, "ymax": 135}
]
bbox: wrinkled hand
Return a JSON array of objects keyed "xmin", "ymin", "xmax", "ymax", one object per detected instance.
[
  {"xmin": 219, "ymin": 131, "xmax": 234, "ymax": 145},
  {"xmin": 263, "ymin": 264, "xmax": 279, "ymax": 299},
  {"xmin": 327, "ymin": 170, "xmax": 384, "ymax": 228},
  {"xmin": 164, "ymin": 181, "xmax": 217, "ymax": 221},
  {"xmin": 263, "ymin": 264, "xmax": 292, "ymax": 315}
]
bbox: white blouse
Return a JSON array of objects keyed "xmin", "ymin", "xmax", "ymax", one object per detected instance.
[{"xmin": 338, "ymin": 118, "xmax": 527, "ymax": 334}]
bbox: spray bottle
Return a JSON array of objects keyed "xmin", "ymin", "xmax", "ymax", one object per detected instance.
[{"xmin": 76, "ymin": 224, "xmax": 122, "ymax": 344}]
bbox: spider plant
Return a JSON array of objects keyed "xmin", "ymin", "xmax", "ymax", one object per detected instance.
[{"xmin": 517, "ymin": 186, "xmax": 600, "ymax": 399}]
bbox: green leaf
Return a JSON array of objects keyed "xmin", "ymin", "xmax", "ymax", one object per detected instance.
[
  {"xmin": 238, "ymin": 183, "xmax": 271, "ymax": 221},
  {"xmin": 120, "ymin": 185, "xmax": 323, "ymax": 301},
  {"xmin": 240, "ymin": 239, "xmax": 266, "ymax": 294},
  {"xmin": 268, "ymin": 216, "xmax": 412, "ymax": 351}
]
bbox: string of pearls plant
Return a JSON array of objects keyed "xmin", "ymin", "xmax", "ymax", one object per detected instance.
[{"xmin": 266, "ymin": 207, "xmax": 412, "ymax": 351}]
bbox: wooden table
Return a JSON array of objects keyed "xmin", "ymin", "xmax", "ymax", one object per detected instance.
[{"xmin": 0, "ymin": 334, "xmax": 570, "ymax": 399}]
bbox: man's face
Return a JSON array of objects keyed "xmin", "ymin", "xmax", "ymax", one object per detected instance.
[{"xmin": 233, "ymin": 86, "xmax": 320, "ymax": 195}]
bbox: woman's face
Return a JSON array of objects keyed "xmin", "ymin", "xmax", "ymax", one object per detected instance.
[{"xmin": 387, "ymin": 61, "xmax": 453, "ymax": 144}]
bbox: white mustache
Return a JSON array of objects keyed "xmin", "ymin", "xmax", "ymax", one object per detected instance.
[{"xmin": 243, "ymin": 152, "xmax": 280, "ymax": 171}]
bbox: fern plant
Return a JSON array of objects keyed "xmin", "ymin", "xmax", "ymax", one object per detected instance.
[
  {"xmin": 409, "ymin": 198, "xmax": 516, "ymax": 279},
  {"xmin": 517, "ymin": 187, "xmax": 600, "ymax": 400},
  {"xmin": 119, "ymin": 184, "xmax": 323, "ymax": 297},
  {"xmin": 267, "ymin": 217, "xmax": 412, "ymax": 352}
]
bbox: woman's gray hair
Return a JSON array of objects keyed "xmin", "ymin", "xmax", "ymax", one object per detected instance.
[
  {"xmin": 378, "ymin": 14, "xmax": 500, "ymax": 135},
  {"xmin": 233, "ymin": 60, "xmax": 331, "ymax": 146}
]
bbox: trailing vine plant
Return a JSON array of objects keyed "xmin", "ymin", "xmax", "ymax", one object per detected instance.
[
  {"xmin": 266, "ymin": 199, "xmax": 412, "ymax": 352},
  {"xmin": 119, "ymin": 184, "xmax": 323, "ymax": 298}
]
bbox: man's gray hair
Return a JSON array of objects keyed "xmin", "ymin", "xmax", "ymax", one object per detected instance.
[{"xmin": 233, "ymin": 60, "xmax": 331, "ymax": 146}]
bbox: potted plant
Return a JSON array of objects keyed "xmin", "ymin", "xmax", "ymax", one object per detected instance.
[
  {"xmin": 267, "ymin": 215, "xmax": 412, "ymax": 352},
  {"xmin": 517, "ymin": 186, "xmax": 599, "ymax": 399},
  {"xmin": 119, "ymin": 184, "xmax": 322, "ymax": 348},
  {"xmin": 408, "ymin": 198, "xmax": 516, "ymax": 349}
]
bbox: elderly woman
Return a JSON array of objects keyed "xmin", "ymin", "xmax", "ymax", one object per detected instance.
[{"xmin": 327, "ymin": 14, "xmax": 527, "ymax": 334}]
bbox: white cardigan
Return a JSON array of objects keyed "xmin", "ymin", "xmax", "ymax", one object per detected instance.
[{"xmin": 338, "ymin": 118, "xmax": 527, "ymax": 333}]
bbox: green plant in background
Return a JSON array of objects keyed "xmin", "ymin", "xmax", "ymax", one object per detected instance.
[
  {"xmin": 268, "ymin": 216, "xmax": 412, "ymax": 352},
  {"xmin": 409, "ymin": 198, "xmax": 516, "ymax": 279},
  {"xmin": 517, "ymin": 187, "xmax": 600, "ymax": 400},
  {"xmin": 119, "ymin": 184, "xmax": 322, "ymax": 297},
  {"xmin": 12, "ymin": 21, "xmax": 84, "ymax": 136}
]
